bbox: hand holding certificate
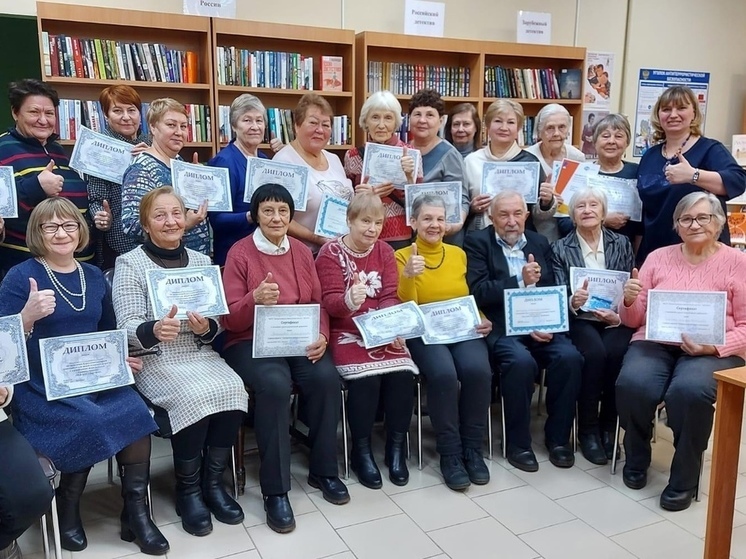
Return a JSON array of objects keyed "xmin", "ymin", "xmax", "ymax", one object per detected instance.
[
  {"xmin": 420, "ymin": 296, "xmax": 483, "ymax": 345},
  {"xmin": 504, "ymin": 286, "xmax": 570, "ymax": 336},
  {"xmin": 0, "ymin": 166, "xmax": 18, "ymax": 218},
  {"xmin": 569, "ymin": 267, "xmax": 629, "ymax": 313},
  {"xmin": 171, "ymin": 160, "xmax": 233, "ymax": 212},
  {"xmin": 253, "ymin": 304, "xmax": 320, "ymax": 358},
  {"xmin": 353, "ymin": 301, "xmax": 427, "ymax": 349},
  {"xmin": 0, "ymin": 314, "xmax": 29, "ymax": 386},
  {"xmin": 481, "ymin": 161, "xmax": 541, "ymax": 204},
  {"xmin": 553, "ymin": 159, "xmax": 600, "ymax": 216},
  {"xmin": 146, "ymin": 265, "xmax": 229, "ymax": 320},
  {"xmin": 361, "ymin": 143, "xmax": 421, "ymax": 189},
  {"xmin": 314, "ymin": 193, "xmax": 350, "ymax": 238},
  {"xmin": 245, "ymin": 158, "xmax": 310, "ymax": 211},
  {"xmin": 645, "ymin": 290, "xmax": 726, "ymax": 345},
  {"xmin": 586, "ymin": 175, "xmax": 642, "ymax": 222},
  {"xmin": 69, "ymin": 126, "xmax": 134, "ymax": 184}
]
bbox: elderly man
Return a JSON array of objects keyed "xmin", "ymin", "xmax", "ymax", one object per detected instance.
[{"xmin": 464, "ymin": 191, "xmax": 583, "ymax": 472}]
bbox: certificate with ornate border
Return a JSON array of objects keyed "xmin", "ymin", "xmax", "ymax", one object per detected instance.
[
  {"xmin": 645, "ymin": 290, "xmax": 726, "ymax": 345},
  {"xmin": 171, "ymin": 159, "xmax": 232, "ymax": 212},
  {"xmin": 504, "ymin": 286, "xmax": 569, "ymax": 336},
  {"xmin": 353, "ymin": 301, "xmax": 427, "ymax": 349},
  {"xmin": 586, "ymin": 175, "xmax": 642, "ymax": 222},
  {"xmin": 146, "ymin": 265, "xmax": 229, "ymax": 320},
  {"xmin": 69, "ymin": 126, "xmax": 134, "ymax": 184},
  {"xmin": 253, "ymin": 304, "xmax": 320, "ymax": 358},
  {"xmin": 314, "ymin": 193, "xmax": 350, "ymax": 238},
  {"xmin": 0, "ymin": 314, "xmax": 29, "ymax": 386},
  {"xmin": 569, "ymin": 267, "xmax": 630, "ymax": 313},
  {"xmin": 404, "ymin": 182, "xmax": 462, "ymax": 224},
  {"xmin": 361, "ymin": 142, "xmax": 421, "ymax": 189},
  {"xmin": 480, "ymin": 161, "xmax": 541, "ymax": 204},
  {"xmin": 0, "ymin": 166, "xmax": 18, "ymax": 218},
  {"xmin": 420, "ymin": 295, "xmax": 482, "ymax": 345},
  {"xmin": 39, "ymin": 329, "xmax": 133, "ymax": 401},
  {"xmin": 245, "ymin": 158, "xmax": 310, "ymax": 211}
]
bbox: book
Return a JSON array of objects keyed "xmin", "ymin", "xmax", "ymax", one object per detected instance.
[
  {"xmin": 321, "ymin": 55, "xmax": 343, "ymax": 92},
  {"xmin": 728, "ymin": 212, "xmax": 746, "ymax": 244},
  {"xmin": 558, "ymin": 69, "xmax": 582, "ymax": 100},
  {"xmin": 732, "ymin": 134, "xmax": 746, "ymax": 167}
]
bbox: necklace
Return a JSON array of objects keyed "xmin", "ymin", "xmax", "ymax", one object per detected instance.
[
  {"xmin": 662, "ymin": 133, "xmax": 692, "ymax": 161},
  {"xmin": 423, "ymin": 246, "xmax": 446, "ymax": 270},
  {"xmin": 38, "ymin": 257, "xmax": 87, "ymax": 312}
]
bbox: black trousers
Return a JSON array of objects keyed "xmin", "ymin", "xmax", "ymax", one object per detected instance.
[
  {"xmin": 0, "ymin": 421, "xmax": 54, "ymax": 550},
  {"xmin": 346, "ymin": 371, "xmax": 414, "ymax": 441},
  {"xmin": 223, "ymin": 342, "xmax": 341, "ymax": 496},
  {"xmin": 490, "ymin": 333, "xmax": 583, "ymax": 450},
  {"xmin": 569, "ymin": 320, "xmax": 633, "ymax": 434},
  {"xmin": 407, "ymin": 337, "xmax": 492, "ymax": 456}
]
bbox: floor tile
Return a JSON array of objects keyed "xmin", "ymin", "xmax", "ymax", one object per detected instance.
[
  {"xmin": 611, "ymin": 520, "xmax": 704, "ymax": 559},
  {"xmin": 639, "ymin": 493, "xmax": 746, "ymax": 539},
  {"xmin": 310, "ymin": 482, "xmax": 402, "ymax": 528},
  {"xmin": 239, "ymin": 479, "xmax": 318, "ymax": 528},
  {"xmin": 585, "ymin": 463, "xmax": 670, "ymax": 501},
  {"xmin": 473, "ymin": 485, "xmax": 575, "ymax": 535},
  {"xmin": 731, "ymin": 524, "xmax": 746, "ymax": 559},
  {"xmin": 158, "ymin": 520, "xmax": 255, "ymax": 559},
  {"xmin": 512, "ymin": 462, "xmax": 606, "ymax": 500},
  {"xmin": 429, "ymin": 516, "xmax": 538, "ymax": 559},
  {"xmin": 390, "ymin": 484, "xmax": 487, "ymax": 532},
  {"xmin": 337, "ymin": 514, "xmax": 441, "ymax": 559},
  {"xmin": 247, "ymin": 511, "xmax": 348, "ymax": 559},
  {"xmin": 66, "ymin": 516, "xmax": 143, "ymax": 559},
  {"xmin": 520, "ymin": 519, "xmax": 635, "ymax": 559}
]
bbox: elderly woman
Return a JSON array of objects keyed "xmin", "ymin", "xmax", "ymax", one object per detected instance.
[
  {"xmin": 315, "ymin": 193, "xmax": 418, "ymax": 489},
  {"xmin": 408, "ymin": 89, "xmax": 468, "ymax": 246},
  {"xmin": 87, "ymin": 85, "xmax": 149, "ymax": 268},
  {"xmin": 113, "ymin": 187, "xmax": 248, "ymax": 537},
  {"xmin": 636, "ymin": 85, "xmax": 746, "ymax": 264},
  {"xmin": 550, "ymin": 187, "xmax": 635, "ymax": 465},
  {"xmin": 222, "ymin": 184, "xmax": 348, "ymax": 534},
  {"xmin": 464, "ymin": 99, "xmax": 547, "ymax": 231},
  {"xmin": 617, "ymin": 192, "xmax": 746, "ymax": 512},
  {"xmin": 121, "ymin": 98, "xmax": 210, "ymax": 255},
  {"xmin": 395, "ymin": 194, "xmax": 493, "ymax": 490},
  {"xmin": 445, "ymin": 103, "xmax": 481, "ymax": 158},
  {"xmin": 0, "ymin": 79, "xmax": 108, "ymax": 275},
  {"xmin": 525, "ymin": 103, "xmax": 586, "ymax": 242},
  {"xmin": 272, "ymin": 93, "xmax": 354, "ymax": 253},
  {"xmin": 344, "ymin": 91, "xmax": 420, "ymax": 249},
  {"xmin": 0, "ymin": 198, "xmax": 167, "ymax": 555}
]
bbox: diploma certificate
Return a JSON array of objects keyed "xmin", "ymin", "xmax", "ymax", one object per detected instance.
[
  {"xmin": 586, "ymin": 175, "xmax": 642, "ymax": 222},
  {"xmin": 171, "ymin": 160, "xmax": 232, "ymax": 212},
  {"xmin": 569, "ymin": 267, "xmax": 629, "ymax": 313},
  {"xmin": 0, "ymin": 166, "xmax": 18, "ymax": 218},
  {"xmin": 645, "ymin": 290, "xmax": 727, "ymax": 345},
  {"xmin": 245, "ymin": 158, "xmax": 310, "ymax": 211},
  {"xmin": 480, "ymin": 161, "xmax": 541, "ymax": 204},
  {"xmin": 361, "ymin": 143, "xmax": 421, "ymax": 189},
  {"xmin": 253, "ymin": 304, "xmax": 320, "ymax": 358},
  {"xmin": 0, "ymin": 314, "xmax": 29, "ymax": 386},
  {"xmin": 69, "ymin": 126, "xmax": 134, "ymax": 184},
  {"xmin": 352, "ymin": 301, "xmax": 427, "ymax": 349},
  {"xmin": 314, "ymin": 193, "xmax": 350, "ymax": 238},
  {"xmin": 39, "ymin": 330, "xmax": 133, "ymax": 401},
  {"xmin": 405, "ymin": 182, "xmax": 462, "ymax": 224},
  {"xmin": 553, "ymin": 159, "xmax": 600, "ymax": 216},
  {"xmin": 504, "ymin": 286, "xmax": 569, "ymax": 336},
  {"xmin": 420, "ymin": 295, "xmax": 482, "ymax": 345},
  {"xmin": 146, "ymin": 265, "xmax": 229, "ymax": 320}
]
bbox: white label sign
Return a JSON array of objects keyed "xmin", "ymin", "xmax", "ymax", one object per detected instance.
[
  {"xmin": 516, "ymin": 11, "xmax": 551, "ymax": 45},
  {"xmin": 183, "ymin": 0, "xmax": 236, "ymax": 18},
  {"xmin": 404, "ymin": 0, "xmax": 445, "ymax": 38}
]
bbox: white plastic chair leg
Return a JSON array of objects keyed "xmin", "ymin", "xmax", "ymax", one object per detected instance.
[{"xmin": 417, "ymin": 378, "xmax": 423, "ymax": 470}]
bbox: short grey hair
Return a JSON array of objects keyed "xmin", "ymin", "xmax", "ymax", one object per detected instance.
[
  {"xmin": 534, "ymin": 103, "xmax": 571, "ymax": 142},
  {"xmin": 592, "ymin": 113, "xmax": 632, "ymax": 145},
  {"xmin": 229, "ymin": 93, "xmax": 266, "ymax": 130},
  {"xmin": 568, "ymin": 187, "xmax": 608, "ymax": 224},
  {"xmin": 490, "ymin": 190, "xmax": 527, "ymax": 214},
  {"xmin": 411, "ymin": 194, "xmax": 446, "ymax": 219},
  {"xmin": 673, "ymin": 191, "xmax": 726, "ymax": 235},
  {"xmin": 359, "ymin": 90, "xmax": 403, "ymax": 132}
]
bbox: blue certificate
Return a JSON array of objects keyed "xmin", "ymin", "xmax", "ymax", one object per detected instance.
[
  {"xmin": 171, "ymin": 160, "xmax": 232, "ymax": 212},
  {"xmin": 569, "ymin": 267, "xmax": 629, "ymax": 313},
  {"xmin": 69, "ymin": 126, "xmax": 134, "ymax": 184},
  {"xmin": 361, "ymin": 142, "xmax": 421, "ymax": 189},
  {"xmin": 39, "ymin": 329, "xmax": 133, "ymax": 401},
  {"xmin": 245, "ymin": 158, "xmax": 310, "ymax": 211},
  {"xmin": 0, "ymin": 314, "xmax": 29, "ymax": 386},
  {"xmin": 481, "ymin": 161, "xmax": 541, "ymax": 204},
  {"xmin": 646, "ymin": 290, "xmax": 726, "ymax": 345},
  {"xmin": 420, "ymin": 295, "xmax": 482, "ymax": 345},
  {"xmin": 352, "ymin": 301, "xmax": 427, "ymax": 349},
  {"xmin": 146, "ymin": 265, "xmax": 229, "ymax": 320},
  {"xmin": 504, "ymin": 286, "xmax": 569, "ymax": 336},
  {"xmin": 405, "ymin": 182, "xmax": 462, "ymax": 224},
  {"xmin": 253, "ymin": 304, "xmax": 320, "ymax": 358},
  {"xmin": 314, "ymin": 193, "xmax": 350, "ymax": 238}
]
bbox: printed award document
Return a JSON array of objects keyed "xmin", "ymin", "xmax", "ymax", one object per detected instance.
[
  {"xmin": 645, "ymin": 290, "xmax": 726, "ymax": 345},
  {"xmin": 69, "ymin": 126, "xmax": 134, "ymax": 184},
  {"xmin": 352, "ymin": 301, "xmax": 426, "ymax": 349},
  {"xmin": 171, "ymin": 159, "xmax": 233, "ymax": 212},
  {"xmin": 504, "ymin": 286, "xmax": 569, "ymax": 336},
  {"xmin": 253, "ymin": 304, "xmax": 320, "ymax": 358},
  {"xmin": 146, "ymin": 265, "xmax": 229, "ymax": 320}
]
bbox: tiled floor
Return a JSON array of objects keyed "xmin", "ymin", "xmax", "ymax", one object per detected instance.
[{"xmin": 17, "ymin": 405, "xmax": 746, "ymax": 559}]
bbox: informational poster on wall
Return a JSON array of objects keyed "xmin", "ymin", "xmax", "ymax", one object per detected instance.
[
  {"xmin": 581, "ymin": 51, "xmax": 615, "ymax": 159},
  {"xmin": 183, "ymin": 0, "xmax": 236, "ymax": 18},
  {"xmin": 404, "ymin": 0, "xmax": 445, "ymax": 38},
  {"xmin": 632, "ymin": 69, "xmax": 710, "ymax": 157}
]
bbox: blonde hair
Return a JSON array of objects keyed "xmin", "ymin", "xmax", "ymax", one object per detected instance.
[
  {"xmin": 26, "ymin": 198, "xmax": 89, "ymax": 256},
  {"xmin": 484, "ymin": 99, "xmax": 525, "ymax": 131},
  {"xmin": 146, "ymin": 97, "xmax": 188, "ymax": 128},
  {"xmin": 650, "ymin": 86, "xmax": 703, "ymax": 144},
  {"xmin": 347, "ymin": 192, "xmax": 385, "ymax": 222}
]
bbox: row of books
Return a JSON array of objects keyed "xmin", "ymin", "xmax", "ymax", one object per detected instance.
[
  {"xmin": 55, "ymin": 99, "xmax": 212, "ymax": 143},
  {"xmin": 367, "ymin": 62, "xmax": 471, "ymax": 97},
  {"xmin": 41, "ymin": 32, "xmax": 199, "ymax": 83},
  {"xmin": 215, "ymin": 47, "xmax": 314, "ymax": 90},
  {"xmin": 484, "ymin": 67, "xmax": 582, "ymax": 100}
]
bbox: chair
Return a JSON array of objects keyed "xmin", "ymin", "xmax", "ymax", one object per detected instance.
[{"xmin": 36, "ymin": 453, "xmax": 61, "ymax": 559}]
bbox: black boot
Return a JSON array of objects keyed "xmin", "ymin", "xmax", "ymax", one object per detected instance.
[
  {"xmin": 385, "ymin": 431, "xmax": 409, "ymax": 486},
  {"xmin": 174, "ymin": 456, "xmax": 213, "ymax": 536},
  {"xmin": 350, "ymin": 438, "xmax": 382, "ymax": 489},
  {"xmin": 57, "ymin": 468, "xmax": 90, "ymax": 551},
  {"xmin": 201, "ymin": 447, "xmax": 244, "ymax": 525},
  {"xmin": 119, "ymin": 463, "xmax": 170, "ymax": 555}
]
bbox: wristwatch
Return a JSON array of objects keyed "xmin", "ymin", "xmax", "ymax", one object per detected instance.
[{"xmin": 692, "ymin": 169, "xmax": 700, "ymax": 184}]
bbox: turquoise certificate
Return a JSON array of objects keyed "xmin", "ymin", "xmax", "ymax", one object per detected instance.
[
  {"xmin": 404, "ymin": 182, "xmax": 462, "ymax": 224},
  {"xmin": 39, "ymin": 329, "xmax": 133, "ymax": 401},
  {"xmin": 314, "ymin": 193, "xmax": 350, "ymax": 238},
  {"xmin": 253, "ymin": 304, "xmax": 320, "ymax": 358},
  {"xmin": 481, "ymin": 161, "xmax": 541, "ymax": 204},
  {"xmin": 0, "ymin": 314, "xmax": 29, "ymax": 386},
  {"xmin": 352, "ymin": 301, "xmax": 426, "ymax": 349},
  {"xmin": 569, "ymin": 267, "xmax": 629, "ymax": 313},
  {"xmin": 245, "ymin": 158, "xmax": 310, "ymax": 211},
  {"xmin": 504, "ymin": 286, "xmax": 569, "ymax": 336},
  {"xmin": 361, "ymin": 142, "xmax": 421, "ymax": 189},
  {"xmin": 146, "ymin": 265, "xmax": 229, "ymax": 320},
  {"xmin": 645, "ymin": 290, "xmax": 726, "ymax": 345},
  {"xmin": 420, "ymin": 295, "xmax": 482, "ymax": 345},
  {"xmin": 0, "ymin": 166, "xmax": 18, "ymax": 218},
  {"xmin": 69, "ymin": 126, "xmax": 134, "ymax": 184},
  {"xmin": 171, "ymin": 160, "xmax": 233, "ymax": 212}
]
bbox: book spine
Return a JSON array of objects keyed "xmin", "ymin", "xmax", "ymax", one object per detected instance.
[
  {"xmin": 41, "ymin": 32, "xmax": 52, "ymax": 77},
  {"xmin": 185, "ymin": 51, "xmax": 198, "ymax": 84},
  {"xmin": 49, "ymin": 34, "xmax": 59, "ymax": 77},
  {"xmin": 63, "ymin": 36, "xmax": 74, "ymax": 77}
]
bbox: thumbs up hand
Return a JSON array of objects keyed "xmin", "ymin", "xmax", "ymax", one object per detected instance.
[
  {"xmin": 521, "ymin": 253, "xmax": 542, "ymax": 286},
  {"xmin": 403, "ymin": 243, "xmax": 425, "ymax": 278},
  {"xmin": 400, "ymin": 145, "xmax": 415, "ymax": 183},
  {"xmin": 253, "ymin": 272, "xmax": 280, "ymax": 305},
  {"xmin": 664, "ymin": 150, "xmax": 696, "ymax": 185},
  {"xmin": 269, "ymin": 132, "xmax": 284, "ymax": 153},
  {"xmin": 38, "ymin": 159, "xmax": 64, "ymax": 197},
  {"xmin": 347, "ymin": 273, "xmax": 368, "ymax": 308},
  {"xmin": 21, "ymin": 277, "xmax": 56, "ymax": 331},
  {"xmin": 94, "ymin": 199, "xmax": 112, "ymax": 231},
  {"xmin": 623, "ymin": 267, "xmax": 643, "ymax": 306},
  {"xmin": 154, "ymin": 304, "xmax": 181, "ymax": 342},
  {"xmin": 571, "ymin": 278, "xmax": 590, "ymax": 311}
]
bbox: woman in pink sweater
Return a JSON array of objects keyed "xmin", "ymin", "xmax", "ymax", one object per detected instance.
[{"xmin": 617, "ymin": 191, "xmax": 746, "ymax": 512}]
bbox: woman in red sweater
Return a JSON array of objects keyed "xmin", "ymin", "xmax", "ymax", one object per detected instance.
[{"xmin": 221, "ymin": 184, "xmax": 348, "ymax": 534}]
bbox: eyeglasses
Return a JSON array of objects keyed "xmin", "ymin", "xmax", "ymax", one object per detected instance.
[
  {"xmin": 40, "ymin": 222, "xmax": 80, "ymax": 234},
  {"xmin": 676, "ymin": 214, "xmax": 713, "ymax": 228},
  {"xmin": 260, "ymin": 207, "xmax": 290, "ymax": 218}
]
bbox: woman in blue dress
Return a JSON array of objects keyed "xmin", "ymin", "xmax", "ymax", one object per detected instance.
[{"xmin": 0, "ymin": 198, "xmax": 167, "ymax": 556}]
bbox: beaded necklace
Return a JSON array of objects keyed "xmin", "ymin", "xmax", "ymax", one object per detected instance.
[
  {"xmin": 38, "ymin": 257, "xmax": 86, "ymax": 312},
  {"xmin": 423, "ymin": 246, "xmax": 446, "ymax": 270},
  {"xmin": 662, "ymin": 133, "xmax": 692, "ymax": 165}
]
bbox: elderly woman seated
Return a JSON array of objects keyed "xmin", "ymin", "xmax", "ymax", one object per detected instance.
[{"xmin": 617, "ymin": 191, "xmax": 746, "ymax": 511}]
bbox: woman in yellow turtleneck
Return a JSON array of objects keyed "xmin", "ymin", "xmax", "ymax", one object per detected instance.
[{"xmin": 395, "ymin": 194, "xmax": 493, "ymax": 492}]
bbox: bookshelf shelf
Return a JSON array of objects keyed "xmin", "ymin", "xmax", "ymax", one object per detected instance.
[
  {"xmin": 216, "ymin": 85, "xmax": 352, "ymax": 98},
  {"xmin": 483, "ymin": 97, "xmax": 583, "ymax": 105},
  {"xmin": 44, "ymin": 77, "xmax": 212, "ymax": 91}
]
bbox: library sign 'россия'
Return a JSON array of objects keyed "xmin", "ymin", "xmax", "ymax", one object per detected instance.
[
  {"xmin": 183, "ymin": 0, "xmax": 236, "ymax": 18},
  {"xmin": 404, "ymin": 0, "xmax": 445, "ymax": 38}
]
